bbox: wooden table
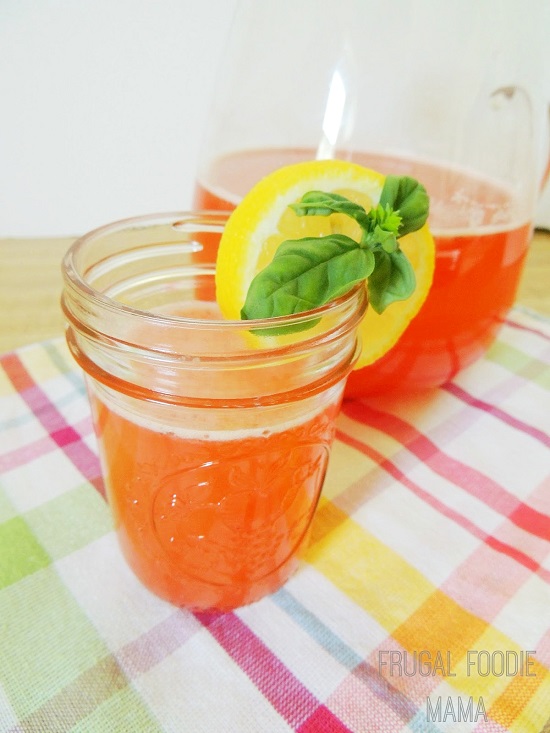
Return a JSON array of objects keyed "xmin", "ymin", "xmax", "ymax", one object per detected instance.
[{"xmin": 0, "ymin": 230, "xmax": 549, "ymax": 354}]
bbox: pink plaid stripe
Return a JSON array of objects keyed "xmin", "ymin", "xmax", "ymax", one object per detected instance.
[
  {"xmin": 0, "ymin": 352, "xmax": 104, "ymax": 497},
  {"xmin": 297, "ymin": 705, "xmax": 357, "ymax": 733},
  {"xmin": 0, "ymin": 416, "xmax": 93, "ymax": 474},
  {"xmin": 506, "ymin": 315, "xmax": 550, "ymax": 341},
  {"xmin": 335, "ymin": 427, "xmax": 550, "ymax": 584},
  {"xmin": 342, "ymin": 401, "xmax": 550, "ymax": 543},
  {"xmin": 196, "ymin": 610, "xmax": 355, "ymax": 731},
  {"xmin": 443, "ymin": 382, "xmax": 550, "ymax": 449}
]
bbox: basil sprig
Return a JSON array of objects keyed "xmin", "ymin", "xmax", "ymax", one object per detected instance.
[{"xmin": 241, "ymin": 174, "xmax": 429, "ymax": 328}]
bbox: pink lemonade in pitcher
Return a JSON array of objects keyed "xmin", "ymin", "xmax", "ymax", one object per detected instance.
[{"xmin": 195, "ymin": 148, "xmax": 532, "ymax": 395}]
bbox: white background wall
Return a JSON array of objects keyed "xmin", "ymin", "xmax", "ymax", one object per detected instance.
[
  {"xmin": 0, "ymin": 0, "xmax": 237, "ymax": 236},
  {"xmin": 1, "ymin": 0, "xmax": 549, "ymax": 237}
]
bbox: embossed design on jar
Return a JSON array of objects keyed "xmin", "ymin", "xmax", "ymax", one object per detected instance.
[{"xmin": 151, "ymin": 443, "xmax": 330, "ymax": 586}]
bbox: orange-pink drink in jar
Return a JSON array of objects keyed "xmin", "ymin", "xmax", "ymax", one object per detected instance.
[{"xmin": 88, "ymin": 303, "xmax": 343, "ymax": 611}]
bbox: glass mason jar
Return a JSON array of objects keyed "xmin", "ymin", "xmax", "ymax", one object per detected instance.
[{"xmin": 61, "ymin": 212, "xmax": 366, "ymax": 611}]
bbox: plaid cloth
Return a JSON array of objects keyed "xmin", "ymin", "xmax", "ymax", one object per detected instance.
[{"xmin": 1, "ymin": 306, "xmax": 549, "ymax": 733}]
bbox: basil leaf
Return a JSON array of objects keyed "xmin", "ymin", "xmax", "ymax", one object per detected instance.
[
  {"xmin": 290, "ymin": 191, "xmax": 371, "ymax": 230},
  {"xmin": 241, "ymin": 234, "xmax": 374, "ymax": 322},
  {"xmin": 379, "ymin": 175, "xmax": 429, "ymax": 236},
  {"xmin": 366, "ymin": 249, "xmax": 416, "ymax": 314}
]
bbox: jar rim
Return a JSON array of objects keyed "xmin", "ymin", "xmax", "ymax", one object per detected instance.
[
  {"xmin": 62, "ymin": 210, "xmax": 366, "ymax": 334},
  {"xmin": 61, "ymin": 211, "xmax": 367, "ymax": 406}
]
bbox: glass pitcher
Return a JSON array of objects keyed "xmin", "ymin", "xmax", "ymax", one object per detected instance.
[{"xmin": 194, "ymin": 0, "xmax": 550, "ymax": 396}]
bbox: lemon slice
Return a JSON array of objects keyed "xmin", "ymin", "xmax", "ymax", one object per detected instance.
[{"xmin": 215, "ymin": 159, "xmax": 435, "ymax": 369}]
